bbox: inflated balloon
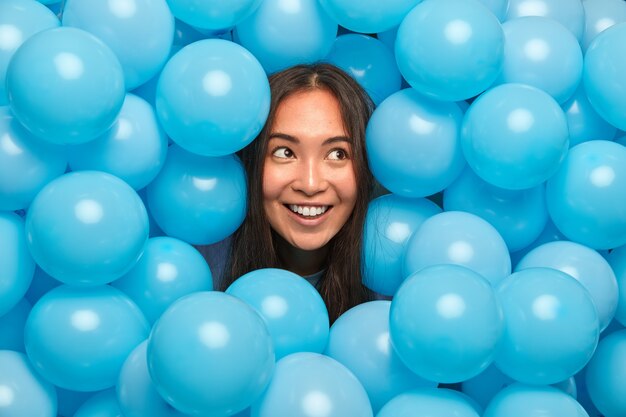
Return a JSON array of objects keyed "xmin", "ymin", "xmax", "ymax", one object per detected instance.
[
  {"xmin": 325, "ymin": 301, "xmax": 436, "ymax": 413},
  {"xmin": 403, "ymin": 211, "xmax": 511, "ymax": 287},
  {"xmin": 516, "ymin": 241, "xmax": 618, "ymax": 332},
  {"xmin": 477, "ymin": 0, "xmax": 509, "ymax": 21},
  {"xmin": 62, "ymin": 0, "xmax": 174, "ymax": 89},
  {"xmin": 226, "ymin": 268, "xmax": 329, "ymax": 360},
  {"xmin": 6, "ymin": 27, "xmax": 125, "ymax": 144},
  {"xmin": 390, "ymin": 264, "xmax": 504, "ymax": 383},
  {"xmin": 24, "ymin": 285, "xmax": 150, "ymax": 391},
  {"xmin": 362, "ymin": 194, "xmax": 442, "ymax": 296},
  {"xmin": 0, "ymin": 298, "xmax": 31, "ymax": 351},
  {"xmin": 366, "ymin": 89, "xmax": 465, "ymax": 198},
  {"xmin": 497, "ymin": 16, "xmax": 582, "ymax": 104},
  {"xmin": 607, "ymin": 245, "xmax": 626, "ymax": 327},
  {"xmin": 583, "ymin": 23, "xmax": 626, "ymax": 131},
  {"xmin": 25, "ymin": 171, "xmax": 149, "ymax": 285},
  {"xmin": 318, "ymin": 0, "xmax": 420, "ymax": 33},
  {"xmin": 148, "ymin": 291, "xmax": 274, "ymax": 416},
  {"xmin": 443, "ymin": 167, "xmax": 548, "ymax": 252},
  {"xmin": 505, "ymin": 0, "xmax": 585, "ymax": 42},
  {"xmin": 68, "ymin": 94, "xmax": 167, "ymax": 190},
  {"xmin": 377, "ymin": 388, "xmax": 481, "ymax": 417},
  {"xmin": 146, "ymin": 145, "xmax": 247, "ymax": 245},
  {"xmin": 251, "ymin": 352, "xmax": 373, "ymax": 417},
  {"xmin": 494, "ymin": 268, "xmax": 599, "ymax": 384},
  {"xmin": 562, "ymin": 83, "xmax": 618, "ymax": 147},
  {"xmin": 545, "ymin": 140, "xmax": 626, "ymax": 250},
  {"xmin": 73, "ymin": 389, "xmax": 123, "ymax": 417},
  {"xmin": 461, "ymin": 83, "xmax": 569, "ymax": 190},
  {"xmin": 0, "ymin": 212, "xmax": 35, "ymax": 316},
  {"xmin": 156, "ymin": 38, "xmax": 269, "ymax": 156},
  {"xmin": 582, "ymin": 0, "xmax": 626, "ymax": 51},
  {"xmin": 0, "ymin": 0, "xmax": 59, "ymax": 105},
  {"xmin": 585, "ymin": 329, "xmax": 626, "ymax": 417},
  {"xmin": 0, "ymin": 350, "xmax": 57, "ymax": 417},
  {"xmin": 395, "ymin": 0, "xmax": 504, "ymax": 101},
  {"xmin": 235, "ymin": 0, "xmax": 337, "ymax": 74},
  {"xmin": 483, "ymin": 383, "xmax": 588, "ymax": 417},
  {"xmin": 166, "ymin": 0, "xmax": 262, "ymax": 31},
  {"xmin": 324, "ymin": 34, "xmax": 402, "ymax": 105}
]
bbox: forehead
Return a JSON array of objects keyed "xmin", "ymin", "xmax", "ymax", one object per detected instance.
[{"xmin": 271, "ymin": 89, "xmax": 347, "ymax": 134}]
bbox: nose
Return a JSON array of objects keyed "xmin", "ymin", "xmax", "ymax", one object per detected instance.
[{"xmin": 292, "ymin": 158, "xmax": 329, "ymax": 196}]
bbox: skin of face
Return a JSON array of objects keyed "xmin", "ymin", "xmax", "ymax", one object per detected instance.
[{"xmin": 262, "ymin": 89, "xmax": 358, "ymax": 274}]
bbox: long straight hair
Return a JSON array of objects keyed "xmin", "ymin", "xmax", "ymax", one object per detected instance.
[{"xmin": 220, "ymin": 63, "xmax": 375, "ymax": 322}]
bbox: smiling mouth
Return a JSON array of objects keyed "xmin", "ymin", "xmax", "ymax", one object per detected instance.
[{"xmin": 284, "ymin": 204, "xmax": 331, "ymax": 218}]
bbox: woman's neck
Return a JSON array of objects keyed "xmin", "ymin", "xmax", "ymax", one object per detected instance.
[{"xmin": 274, "ymin": 235, "xmax": 329, "ymax": 276}]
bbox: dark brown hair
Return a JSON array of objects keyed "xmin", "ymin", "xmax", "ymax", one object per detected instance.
[{"xmin": 220, "ymin": 63, "xmax": 375, "ymax": 322}]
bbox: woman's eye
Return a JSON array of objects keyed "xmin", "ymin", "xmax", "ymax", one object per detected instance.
[
  {"xmin": 272, "ymin": 147, "xmax": 294, "ymax": 158},
  {"xmin": 328, "ymin": 149, "xmax": 349, "ymax": 160}
]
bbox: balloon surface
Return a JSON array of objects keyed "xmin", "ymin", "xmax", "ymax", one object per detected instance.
[
  {"xmin": 483, "ymin": 383, "xmax": 589, "ymax": 417},
  {"xmin": 607, "ymin": 245, "xmax": 626, "ymax": 327},
  {"xmin": 166, "ymin": 0, "xmax": 262, "ymax": 31},
  {"xmin": 73, "ymin": 389, "xmax": 123, "ymax": 417},
  {"xmin": 585, "ymin": 329, "xmax": 626, "ymax": 417},
  {"xmin": 318, "ymin": 0, "xmax": 420, "ymax": 33},
  {"xmin": 377, "ymin": 388, "xmax": 482, "ymax": 417},
  {"xmin": 505, "ymin": 0, "xmax": 585, "ymax": 42},
  {"xmin": 582, "ymin": 0, "xmax": 626, "ymax": 51}
]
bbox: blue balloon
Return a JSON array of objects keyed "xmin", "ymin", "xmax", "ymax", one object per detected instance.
[
  {"xmin": 395, "ymin": 0, "xmax": 504, "ymax": 101},
  {"xmin": 0, "ymin": 0, "xmax": 59, "ymax": 105},
  {"xmin": 24, "ymin": 285, "xmax": 149, "ymax": 391},
  {"xmin": 324, "ymin": 34, "xmax": 402, "ymax": 105},
  {"xmin": 546, "ymin": 140, "xmax": 626, "ymax": 250},
  {"xmin": 148, "ymin": 291, "xmax": 274, "ymax": 416},
  {"xmin": 166, "ymin": 0, "xmax": 262, "ymax": 31},
  {"xmin": 516, "ymin": 241, "xmax": 618, "ymax": 332},
  {"xmin": 318, "ymin": 0, "xmax": 420, "ymax": 33},
  {"xmin": 583, "ymin": 22, "xmax": 626, "ymax": 131},
  {"xmin": 377, "ymin": 388, "xmax": 482, "ymax": 417},
  {"xmin": 251, "ymin": 352, "xmax": 373, "ymax": 417},
  {"xmin": 444, "ymin": 167, "xmax": 548, "ymax": 252},
  {"xmin": 390, "ymin": 264, "xmax": 504, "ymax": 383},
  {"xmin": 73, "ymin": 389, "xmax": 123, "ymax": 417},
  {"xmin": 483, "ymin": 383, "xmax": 588, "ymax": 417},
  {"xmin": 477, "ymin": 0, "xmax": 509, "ymax": 21},
  {"xmin": 0, "ymin": 212, "xmax": 35, "ymax": 316},
  {"xmin": 585, "ymin": 329, "xmax": 626, "ymax": 417},
  {"xmin": 0, "ymin": 298, "xmax": 31, "ymax": 352},
  {"xmin": 62, "ymin": 0, "xmax": 174, "ymax": 90},
  {"xmin": 0, "ymin": 350, "xmax": 57, "ymax": 417},
  {"xmin": 366, "ymin": 89, "xmax": 465, "ymax": 197},
  {"xmin": 403, "ymin": 211, "xmax": 511, "ymax": 287},
  {"xmin": 6, "ymin": 27, "xmax": 125, "ymax": 144},
  {"xmin": 497, "ymin": 16, "xmax": 583, "ymax": 104},
  {"xmin": 146, "ymin": 145, "xmax": 247, "ymax": 245},
  {"xmin": 235, "ymin": 0, "xmax": 337, "ymax": 74},
  {"xmin": 494, "ymin": 268, "xmax": 599, "ymax": 384},
  {"xmin": 68, "ymin": 94, "xmax": 168, "ymax": 190},
  {"xmin": 325, "ymin": 301, "xmax": 436, "ymax": 413},
  {"xmin": 226, "ymin": 268, "xmax": 329, "ymax": 360},
  {"xmin": 505, "ymin": 0, "xmax": 585, "ymax": 42},
  {"xmin": 156, "ymin": 38, "xmax": 269, "ymax": 156},
  {"xmin": 607, "ymin": 245, "xmax": 626, "ymax": 327},
  {"xmin": 461, "ymin": 83, "xmax": 569, "ymax": 190},
  {"xmin": 25, "ymin": 171, "xmax": 149, "ymax": 285},
  {"xmin": 582, "ymin": 0, "xmax": 626, "ymax": 51}
]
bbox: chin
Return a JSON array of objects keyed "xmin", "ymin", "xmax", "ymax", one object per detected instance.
[{"xmin": 289, "ymin": 237, "xmax": 330, "ymax": 252}]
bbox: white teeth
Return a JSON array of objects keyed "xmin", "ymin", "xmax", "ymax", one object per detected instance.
[{"xmin": 289, "ymin": 205, "xmax": 328, "ymax": 217}]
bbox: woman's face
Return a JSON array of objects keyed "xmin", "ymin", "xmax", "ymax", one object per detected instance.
[{"xmin": 262, "ymin": 89, "xmax": 358, "ymax": 252}]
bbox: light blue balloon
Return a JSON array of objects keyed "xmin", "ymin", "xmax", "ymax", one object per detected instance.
[
  {"xmin": 112, "ymin": 236, "xmax": 213, "ymax": 324},
  {"xmin": 494, "ymin": 268, "xmax": 599, "ymax": 384},
  {"xmin": 156, "ymin": 38, "xmax": 269, "ymax": 156},
  {"xmin": 505, "ymin": 0, "xmax": 585, "ymax": 42},
  {"xmin": 0, "ymin": 298, "xmax": 30, "ymax": 352},
  {"xmin": 148, "ymin": 291, "xmax": 274, "ymax": 417},
  {"xmin": 366, "ymin": 89, "xmax": 465, "ymax": 198},
  {"xmin": 0, "ymin": 106, "xmax": 67, "ymax": 211},
  {"xmin": 6, "ymin": 27, "xmax": 125, "ymax": 144},
  {"xmin": 582, "ymin": 0, "xmax": 626, "ymax": 51},
  {"xmin": 362, "ymin": 194, "xmax": 442, "ymax": 296},
  {"xmin": 0, "ymin": 212, "xmax": 35, "ymax": 316},
  {"xmin": 325, "ymin": 301, "xmax": 436, "ymax": 413},
  {"xmin": 585, "ymin": 329, "xmax": 626, "ymax": 417},
  {"xmin": 146, "ymin": 145, "xmax": 247, "ymax": 245},
  {"xmin": 497, "ymin": 16, "xmax": 582, "ymax": 104},
  {"xmin": 461, "ymin": 83, "xmax": 569, "ymax": 189},
  {"xmin": 235, "ymin": 0, "xmax": 338, "ymax": 74},
  {"xmin": 516, "ymin": 241, "xmax": 618, "ymax": 331},
  {"xmin": 324, "ymin": 34, "xmax": 401, "ymax": 105},
  {"xmin": 73, "ymin": 389, "xmax": 123, "ymax": 417},
  {"xmin": 318, "ymin": 0, "xmax": 420, "ymax": 33},
  {"xmin": 390, "ymin": 264, "xmax": 504, "ymax": 383},
  {"xmin": 226, "ymin": 268, "xmax": 329, "ymax": 360},
  {"xmin": 166, "ymin": 0, "xmax": 262, "ymax": 31},
  {"xmin": 0, "ymin": 0, "xmax": 59, "ymax": 105},
  {"xmin": 395, "ymin": 0, "xmax": 504, "ymax": 101},
  {"xmin": 25, "ymin": 171, "xmax": 149, "ymax": 285},
  {"xmin": 477, "ymin": 0, "xmax": 509, "ymax": 21},
  {"xmin": 24, "ymin": 285, "xmax": 149, "ymax": 391},
  {"xmin": 251, "ymin": 352, "xmax": 373, "ymax": 417},
  {"xmin": 403, "ymin": 211, "xmax": 511, "ymax": 287},
  {"xmin": 546, "ymin": 140, "xmax": 626, "ymax": 250},
  {"xmin": 607, "ymin": 245, "xmax": 626, "ymax": 327},
  {"xmin": 117, "ymin": 340, "xmax": 187, "ymax": 417},
  {"xmin": 444, "ymin": 167, "xmax": 548, "ymax": 252},
  {"xmin": 0, "ymin": 350, "xmax": 57, "ymax": 417},
  {"xmin": 62, "ymin": 0, "xmax": 174, "ymax": 90},
  {"xmin": 67, "ymin": 94, "xmax": 168, "ymax": 190},
  {"xmin": 583, "ymin": 22, "xmax": 626, "ymax": 131},
  {"xmin": 377, "ymin": 388, "xmax": 482, "ymax": 417},
  {"xmin": 483, "ymin": 383, "xmax": 588, "ymax": 417}
]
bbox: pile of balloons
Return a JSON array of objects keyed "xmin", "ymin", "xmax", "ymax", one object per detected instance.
[{"xmin": 1, "ymin": 0, "xmax": 626, "ymax": 416}]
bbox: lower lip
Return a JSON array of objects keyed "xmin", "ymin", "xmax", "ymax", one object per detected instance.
[{"xmin": 285, "ymin": 205, "xmax": 332, "ymax": 226}]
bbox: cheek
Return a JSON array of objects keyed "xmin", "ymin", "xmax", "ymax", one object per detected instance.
[
  {"xmin": 337, "ymin": 165, "xmax": 358, "ymax": 205},
  {"xmin": 262, "ymin": 165, "xmax": 285, "ymax": 202}
]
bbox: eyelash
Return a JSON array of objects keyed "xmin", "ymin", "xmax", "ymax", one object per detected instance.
[{"xmin": 270, "ymin": 147, "xmax": 351, "ymax": 160}]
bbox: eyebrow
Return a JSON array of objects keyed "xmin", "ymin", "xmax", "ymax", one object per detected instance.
[{"xmin": 268, "ymin": 132, "xmax": 353, "ymax": 145}]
